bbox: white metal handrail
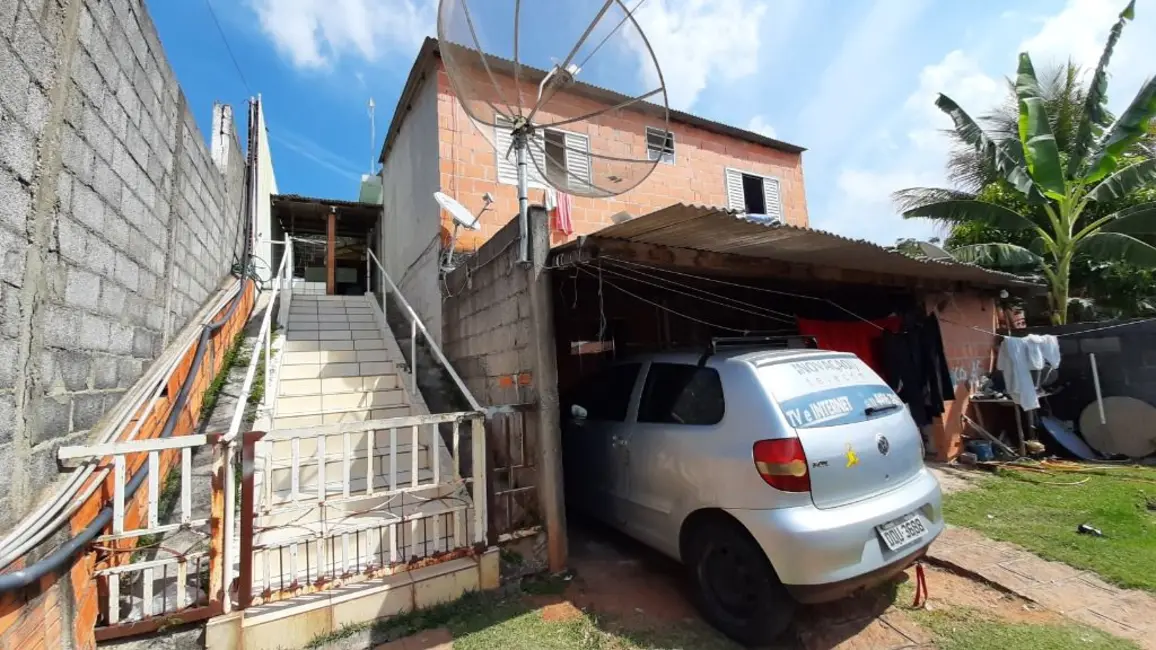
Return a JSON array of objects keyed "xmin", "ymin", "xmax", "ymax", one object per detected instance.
[
  {"xmin": 219, "ymin": 237, "xmax": 293, "ymax": 612},
  {"xmin": 366, "ymin": 248, "xmax": 481, "ymax": 412}
]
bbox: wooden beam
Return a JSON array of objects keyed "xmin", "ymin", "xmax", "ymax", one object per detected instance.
[{"xmin": 326, "ymin": 208, "xmax": 336, "ymax": 295}]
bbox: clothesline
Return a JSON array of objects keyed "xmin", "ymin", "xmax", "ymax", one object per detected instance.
[{"xmin": 939, "ymin": 315, "xmax": 1156, "ymax": 339}]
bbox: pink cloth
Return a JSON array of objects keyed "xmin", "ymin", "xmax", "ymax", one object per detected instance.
[{"xmin": 554, "ymin": 192, "xmax": 574, "ymax": 235}]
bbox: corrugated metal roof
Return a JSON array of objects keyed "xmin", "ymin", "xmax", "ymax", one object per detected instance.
[{"xmin": 568, "ymin": 203, "xmax": 1038, "ymax": 288}]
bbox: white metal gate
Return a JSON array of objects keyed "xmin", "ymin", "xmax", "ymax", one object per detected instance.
[{"xmin": 58, "ymin": 434, "xmax": 225, "ymax": 640}]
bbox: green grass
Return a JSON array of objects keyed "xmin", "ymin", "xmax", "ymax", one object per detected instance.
[
  {"xmin": 912, "ymin": 606, "xmax": 1138, "ymax": 650},
  {"xmin": 943, "ymin": 465, "xmax": 1156, "ymax": 592},
  {"xmin": 305, "ymin": 575, "xmax": 739, "ymax": 650}
]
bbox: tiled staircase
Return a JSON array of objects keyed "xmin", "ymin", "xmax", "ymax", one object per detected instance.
[
  {"xmin": 274, "ymin": 294, "xmax": 422, "ymax": 427},
  {"xmin": 243, "ymin": 292, "xmax": 482, "ymax": 617}
]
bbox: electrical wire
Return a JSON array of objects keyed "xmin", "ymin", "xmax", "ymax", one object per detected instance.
[
  {"xmin": 598, "ymin": 260, "xmax": 797, "ymax": 323},
  {"xmin": 575, "ymin": 266, "xmax": 779, "ymax": 335},
  {"xmin": 202, "ymin": 0, "xmax": 252, "ymax": 94},
  {"xmin": 940, "ymin": 314, "xmax": 1156, "ymax": 339},
  {"xmin": 604, "ymin": 257, "xmax": 887, "ymax": 329}
]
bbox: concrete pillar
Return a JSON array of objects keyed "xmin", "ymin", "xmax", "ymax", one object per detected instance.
[{"xmin": 526, "ymin": 207, "xmax": 567, "ymax": 572}]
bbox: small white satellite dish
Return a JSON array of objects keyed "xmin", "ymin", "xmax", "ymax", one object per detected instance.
[
  {"xmin": 435, "ymin": 191, "xmax": 490, "ymax": 271},
  {"xmin": 435, "ymin": 191, "xmax": 481, "ymax": 231},
  {"xmin": 610, "ymin": 211, "xmax": 633, "ymax": 225},
  {"xmin": 918, "ymin": 241, "xmax": 956, "ymax": 261}
]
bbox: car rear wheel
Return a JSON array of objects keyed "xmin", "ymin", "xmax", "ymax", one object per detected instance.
[{"xmin": 686, "ymin": 519, "xmax": 796, "ymax": 645}]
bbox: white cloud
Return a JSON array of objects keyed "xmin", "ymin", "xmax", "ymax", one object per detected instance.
[
  {"xmin": 1020, "ymin": 0, "xmax": 1156, "ymax": 111},
  {"xmin": 822, "ymin": 50, "xmax": 1003, "ymax": 243},
  {"xmin": 746, "ymin": 115, "xmax": 776, "ymax": 138},
  {"xmin": 627, "ymin": 0, "xmax": 766, "ymax": 110},
  {"xmin": 251, "ymin": 0, "xmax": 434, "ymax": 69},
  {"xmin": 795, "ymin": 0, "xmax": 932, "ymax": 157}
]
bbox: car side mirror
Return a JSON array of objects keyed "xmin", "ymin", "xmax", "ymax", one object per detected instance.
[{"xmin": 571, "ymin": 404, "xmax": 588, "ymax": 421}]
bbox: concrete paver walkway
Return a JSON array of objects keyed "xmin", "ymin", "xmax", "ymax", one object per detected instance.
[{"xmin": 928, "ymin": 525, "xmax": 1156, "ymax": 648}]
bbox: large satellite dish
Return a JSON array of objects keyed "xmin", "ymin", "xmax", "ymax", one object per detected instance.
[{"xmin": 437, "ymin": 0, "xmax": 670, "ymax": 262}]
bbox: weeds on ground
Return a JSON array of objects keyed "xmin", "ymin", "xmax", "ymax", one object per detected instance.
[
  {"xmin": 199, "ymin": 331, "xmax": 247, "ymax": 419},
  {"xmin": 944, "ymin": 465, "xmax": 1156, "ymax": 591},
  {"xmin": 910, "ymin": 605, "xmax": 1138, "ymax": 650}
]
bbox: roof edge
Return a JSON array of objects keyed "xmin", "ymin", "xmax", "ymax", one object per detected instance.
[{"xmin": 379, "ymin": 37, "xmax": 806, "ymax": 164}]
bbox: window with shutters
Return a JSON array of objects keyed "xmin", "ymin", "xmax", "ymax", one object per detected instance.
[
  {"xmin": 495, "ymin": 116, "xmax": 591, "ymax": 192},
  {"xmin": 645, "ymin": 127, "xmax": 675, "ymax": 164},
  {"xmin": 724, "ymin": 167, "xmax": 783, "ymax": 223}
]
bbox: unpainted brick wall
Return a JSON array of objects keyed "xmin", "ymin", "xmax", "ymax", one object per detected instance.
[
  {"xmin": 924, "ymin": 291, "xmax": 1001, "ymax": 461},
  {"xmin": 434, "ymin": 62, "xmax": 809, "ymax": 250},
  {"xmin": 0, "ymin": 0, "xmax": 247, "ymax": 538}
]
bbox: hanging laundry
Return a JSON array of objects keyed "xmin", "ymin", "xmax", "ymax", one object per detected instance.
[
  {"xmin": 880, "ymin": 314, "xmax": 956, "ymax": 427},
  {"xmin": 544, "ymin": 187, "xmax": 557, "ymax": 212},
  {"xmin": 997, "ymin": 334, "xmax": 1060, "ymax": 410},
  {"xmin": 796, "ymin": 316, "xmax": 900, "ymax": 377},
  {"xmin": 554, "ymin": 191, "xmax": 574, "ymax": 235}
]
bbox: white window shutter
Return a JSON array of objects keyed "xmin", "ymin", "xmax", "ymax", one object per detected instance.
[
  {"xmin": 762, "ymin": 176, "xmax": 783, "ymax": 222},
  {"xmin": 724, "ymin": 169, "xmax": 745, "ymax": 211},
  {"xmin": 563, "ymin": 132, "xmax": 591, "ymax": 193},
  {"xmin": 495, "ymin": 117, "xmax": 545, "ymax": 186},
  {"xmin": 494, "ymin": 118, "xmax": 517, "ymax": 185},
  {"xmin": 528, "ymin": 134, "xmax": 546, "ymax": 186}
]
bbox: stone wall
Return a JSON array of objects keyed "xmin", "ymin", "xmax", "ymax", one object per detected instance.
[{"xmin": 0, "ymin": 0, "xmax": 247, "ymax": 532}]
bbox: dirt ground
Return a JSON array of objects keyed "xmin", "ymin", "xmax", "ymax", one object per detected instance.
[
  {"xmin": 543, "ymin": 519, "xmax": 1058, "ymax": 650},
  {"xmin": 927, "ymin": 462, "xmax": 985, "ymax": 494}
]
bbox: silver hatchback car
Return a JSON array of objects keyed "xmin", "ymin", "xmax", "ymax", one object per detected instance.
[{"xmin": 562, "ymin": 344, "xmax": 944, "ymax": 645}]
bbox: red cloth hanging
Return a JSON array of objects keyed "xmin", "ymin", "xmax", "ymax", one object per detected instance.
[
  {"xmin": 796, "ymin": 316, "xmax": 900, "ymax": 377},
  {"xmin": 554, "ymin": 191, "xmax": 574, "ymax": 235}
]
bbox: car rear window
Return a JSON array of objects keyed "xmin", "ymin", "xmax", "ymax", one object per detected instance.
[
  {"xmin": 757, "ymin": 356, "xmax": 903, "ymax": 429},
  {"xmin": 638, "ymin": 363, "xmax": 724, "ymax": 425}
]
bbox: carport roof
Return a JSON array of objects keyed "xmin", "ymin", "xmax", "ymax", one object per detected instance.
[
  {"xmin": 550, "ymin": 204, "xmax": 1038, "ymax": 290},
  {"xmin": 271, "ymin": 194, "xmax": 381, "ymax": 238}
]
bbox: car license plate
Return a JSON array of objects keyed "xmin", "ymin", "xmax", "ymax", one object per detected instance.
[{"xmin": 877, "ymin": 513, "xmax": 928, "ymax": 551}]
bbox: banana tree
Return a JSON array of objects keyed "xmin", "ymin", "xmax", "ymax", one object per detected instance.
[{"xmin": 902, "ymin": 0, "xmax": 1156, "ymax": 323}]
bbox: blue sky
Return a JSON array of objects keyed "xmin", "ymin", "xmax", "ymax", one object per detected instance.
[{"xmin": 149, "ymin": 0, "xmax": 1156, "ymax": 245}]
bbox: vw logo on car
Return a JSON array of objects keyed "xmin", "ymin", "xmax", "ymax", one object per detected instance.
[{"xmin": 876, "ymin": 433, "xmax": 891, "ymax": 456}]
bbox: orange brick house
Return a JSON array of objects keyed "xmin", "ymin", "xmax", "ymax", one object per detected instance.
[
  {"xmin": 377, "ymin": 38, "xmax": 809, "ymax": 339},
  {"xmin": 376, "ymin": 37, "xmax": 1033, "ymax": 466}
]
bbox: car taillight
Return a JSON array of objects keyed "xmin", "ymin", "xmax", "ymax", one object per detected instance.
[{"xmin": 753, "ymin": 439, "xmax": 811, "ymax": 492}]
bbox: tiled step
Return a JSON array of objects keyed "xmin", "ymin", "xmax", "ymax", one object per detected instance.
[
  {"xmin": 279, "ymin": 375, "xmax": 401, "ymax": 398},
  {"xmin": 283, "ymin": 339, "xmax": 386, "ymax": 353},
  {"xmin": 273, "ymin": 406, "xmax": 412, "ymax": 429},
  {"xmin": 276, "ymin": 389, "xmax": 408, "ymax": 417}
]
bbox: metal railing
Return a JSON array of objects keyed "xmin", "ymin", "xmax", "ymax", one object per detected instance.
[
  {"xmin": 366, "ymin": 248, "xmax": 481, "ymax": 411},
  {"xmin": 219, "ymin": 237, "xmax": 294, "ymax": 612},
  {"xmin": 56, "ymin": 434, "xmax": 220, "ymax": 632},
  {"xmin": 237, "ymin": 413, "xmax": 487, "ymax": 606}
]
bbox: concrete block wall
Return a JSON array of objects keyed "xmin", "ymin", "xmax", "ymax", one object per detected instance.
[
  {"xmin": 441, "ymin": 220, "xmax": 535, "ymax": 408},
  {"xmin": 0, "ymin": 0, "xmax": 247, "ymax": 534},
  {"xmin": 440, "ymin": 218, "xmax": 542, "ymax": 536}
]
